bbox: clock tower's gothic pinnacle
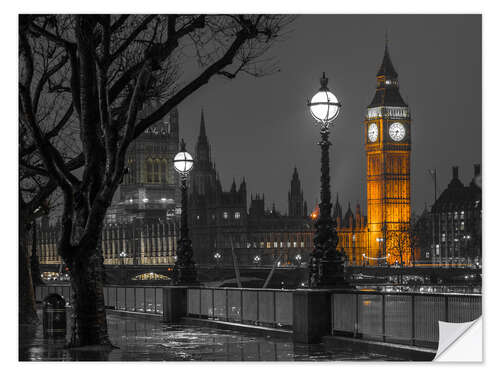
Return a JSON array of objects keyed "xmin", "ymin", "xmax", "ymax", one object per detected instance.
[{"xmin": 364, "ymin": 39, "xmax": 412, "ymax": 265}]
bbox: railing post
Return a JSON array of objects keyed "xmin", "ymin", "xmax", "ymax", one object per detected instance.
[
  {"xmin": 240, "ymin": 289, "xmax": 244, "ymax": 322},
  {"xmin": 162, "ymin": 286, "xmax": 188, "ymax": 323},
  {"xmin": 154, "ymin": 287, "xmax": 157, "ymax": 314},
  {"xmin": 330, "ymin": 294, "xmax": 334, "ymax": 335},
  {"xmin": 273, "ymin": 291, "xmax": 277, "ymax": 327},
  {"xmin": 355, "ymin": 293, "xmax": 359, "ymax": 338},
  {"xmin": 411, "ymin": 294, "xmax": 416, "ymax": 346},
  {"xmin": 256, "ymin": 291, "xmax": 260, "ymax": 325},
  {"xmin": 292, "ymin": 289, "xmax": 331, "ymax": 344},
  {"xmin": 198, "ymin": 289, "xmax": 201, "ymax": 319},
  {"xmin": 133, "ymin": 287, "xmax": 137, "ymax": 312},
  {"xmin": 225, "ymin": 289, "xmax": 229, "ymax": 321},
  {"xmin": 445, "ymin": 295, "xmax": 449, "ymax": 322},
  {"xmin": 382, "ymin": 294, "xmax": 386, "ymax": 342},
  {"xmin": 211, "ymin": 289, "xmax": 214, "ymax": 319}
]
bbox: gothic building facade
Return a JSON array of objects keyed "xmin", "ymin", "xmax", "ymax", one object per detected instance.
[
  {"xmin": 427, "ymin": 165, "xmax": 482, "ymax": 264},
  {"xmin": 37, "ymin": 105, "xmax": 182, "ymax": 270},
  {"xmin": 187, "ymin": 111, "xmax": 313, "ymax": 266}
]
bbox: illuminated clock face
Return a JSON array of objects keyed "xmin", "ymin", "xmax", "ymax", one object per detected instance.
[
  {"xmin": 368, "ymin": 123, "xmax": 378, "ymax": 142},
  {"xmin": 389, "ymin": 122, "xmax": 406, "ymax": 142}
]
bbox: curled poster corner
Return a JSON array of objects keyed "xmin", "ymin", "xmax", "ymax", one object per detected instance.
[{"xmin": 434, "ymin": 316, "xmax": 482, "ymax": 362}]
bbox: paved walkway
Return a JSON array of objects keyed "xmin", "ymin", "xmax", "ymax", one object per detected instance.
[{"xmin": 19, "ymin": 310, "xmax": 405, "ymax": 361}]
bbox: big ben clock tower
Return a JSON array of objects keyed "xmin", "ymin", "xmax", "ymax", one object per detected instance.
[{"xmin": 365, "ymin": 41, "xmax": 411, "ymax": 265}]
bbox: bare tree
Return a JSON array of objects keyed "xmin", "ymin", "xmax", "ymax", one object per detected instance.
[
  {"xmin": 19, "ymin": 16, "xmax": 83, "ymax": 324},
  {"xmin": 19, "ymin": 14, "xmax": 294, "ymax": 347},
  {"xmin": 386, "ymin": 225, "xmax": 412, "ymax": 267}
]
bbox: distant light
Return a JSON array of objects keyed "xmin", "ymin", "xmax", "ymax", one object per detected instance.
[
  {"xmin": 161, "ymin": 198, "xmax": 167, "ymax": 202},
  {"xmin": 143, "ymin": 198, "xmax": 149, "ymax": 203}
]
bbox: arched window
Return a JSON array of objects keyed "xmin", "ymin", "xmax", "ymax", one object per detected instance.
[
  {"xmin": 146, "ymin": 158, "xmax": 153, "ymax": 183},
  {"xmin": 153, "ymin": 159, "xmax": 159, "ymax": 183}
]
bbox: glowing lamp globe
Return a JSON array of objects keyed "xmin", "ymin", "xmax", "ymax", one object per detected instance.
[
  {"xmin": 174, "ymin": 140, "xmax": 194, "ymax": 175},
  {"xmin": 308, "ymin": 73, "xmax": 341, "ymax": 124}
]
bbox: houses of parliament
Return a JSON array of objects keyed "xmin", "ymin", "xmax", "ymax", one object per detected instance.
[{"xmin": 35, "ymin": 42, "xmax": 417, "ymax": 272}]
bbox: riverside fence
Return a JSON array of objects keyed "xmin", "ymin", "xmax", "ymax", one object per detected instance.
[{"xmin": 35, "ymin": 284, "xmax": 481, "ymax": 348}]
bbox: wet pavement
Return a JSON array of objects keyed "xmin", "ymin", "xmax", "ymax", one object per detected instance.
[{"xmin": 20, "ymin": 310, "xmax": 405, "ymax": 361}]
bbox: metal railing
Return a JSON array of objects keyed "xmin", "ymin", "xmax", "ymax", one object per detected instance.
[
  {"xmin": 331, "ymin": 290, "xmax": 481, "ymax": 347},
  {"xmin": 186, "ymin": 287, "xmax": 293, "ymax": 329},
  {"xmin": 35, "ymin": 284, "xmax": 164, "ymax": 315}
]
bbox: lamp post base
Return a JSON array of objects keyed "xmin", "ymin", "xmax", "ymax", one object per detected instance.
[{"xmin": 316, "ymin": 258, "xmax": 350, "ymax": 289}]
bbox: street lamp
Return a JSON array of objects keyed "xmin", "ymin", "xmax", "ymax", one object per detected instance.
[
  {"xmin": 172, "ymin": 139, "xmax": 198, "ymax": 285},
  {"xmin": 307, "ymin": 73, "xmax": 346, "ymax": 288},
  {"xmin": 253, "ymin": 255, "xmax": 262, "ymax": 265}
]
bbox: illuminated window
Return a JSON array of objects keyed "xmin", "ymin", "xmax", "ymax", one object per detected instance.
[
  {"xmin": 223, "ymin": 212, "xmax": 228, "ymax": 219},
  {"xmin": 293, "ymin": 242, "xmax": 297, "ymax": 248},
  {"xmin": 266, "ymin": 242, "xmax": 271, "ymax": 249},
  {"xmin": 280, "ymin": 242, "xmax": 283, "ymax": 248},
  {"xmin": 196, "ymin": 215, "xmax": 200, "ymax": 220},
  {"xmin": 300, "ymin": 241, "xmax": 305, "ymax": 248},
  {"xmin": 260, "ymin": 242, "xmax": 264, "ymax": 248},
  {"xmin": 441, "ymin": 233, "xmax": 446, "ymax": 242},
  {"xmin": 234, "ymin": 212, "xmax": 240, "ymax": 219},
  {"xmin": 274, "ymin": 242, "xmax": 278, "ymax": 248},
  {"xmin": 460, "ymin": 221, "xmax": 465, "ymax": 230}
]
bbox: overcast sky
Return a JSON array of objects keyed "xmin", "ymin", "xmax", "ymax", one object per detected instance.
[{"xmin": 177, "ymin": 14, "xmax": 481, "ymax": 216}]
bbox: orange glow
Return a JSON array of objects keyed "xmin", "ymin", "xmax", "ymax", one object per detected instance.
[{"xmin": 310, "ymin": 204, "xmax": 319, "ymax": 220}]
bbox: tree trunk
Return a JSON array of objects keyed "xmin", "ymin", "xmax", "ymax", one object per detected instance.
[
  {"xmin": 69, "ymin": 248, "xmax": 111, "ymax": 347},
  {"xmin": 19, "ymin": 215, "xmax": 39, "ymax": 325}
]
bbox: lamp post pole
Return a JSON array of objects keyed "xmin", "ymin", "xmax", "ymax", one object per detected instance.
[
  {"xmin": 307, "ymin": 73, "xmax": 347, "ymax": 288},
  {"xmin": 173, "ymin": 140, "xmax": 198, "ymax": 285}
]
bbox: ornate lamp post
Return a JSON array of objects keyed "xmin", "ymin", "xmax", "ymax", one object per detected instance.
[
  {"xmin": 307, "ymin": 73, "xmax": 347, "ymax": 288},
  {"xmin": 172, "ymin": 139, "xmax": 198, "ymax": 284}
]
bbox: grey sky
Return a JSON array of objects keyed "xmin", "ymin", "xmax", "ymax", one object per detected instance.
[{"xmin": 177, "ymin": 14, "xmax": 481, "ymax": 216}]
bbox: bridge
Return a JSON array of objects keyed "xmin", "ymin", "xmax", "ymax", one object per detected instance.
[{"xmin": 40, "ymin": 262, "xmax": 481, "ymax": 288}]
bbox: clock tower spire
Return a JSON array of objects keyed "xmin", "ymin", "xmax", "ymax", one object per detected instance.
[{"xmin": 365, "ymin": 39, "xmax": 411, "ymax": 265}]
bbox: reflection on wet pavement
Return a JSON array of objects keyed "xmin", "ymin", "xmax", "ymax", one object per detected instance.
[{"xmin": 19, "ymin": 310, "xmax": 404, "ymax": 361}]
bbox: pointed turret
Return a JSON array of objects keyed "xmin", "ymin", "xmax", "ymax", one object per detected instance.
[
  {"xmin": 195, "ymin": 108, "xmax": 211, "ymax": 165},
  {"xmin": 344, "ymin": 202, "xmax": 354, "ymax": 228},
  {"xmin": 288, "ymin": 166, "xmax": 305, "ymax": 217},
  {"xmin": 377, "ymin": 37, "xmax": 398, "ymax": 78},
  {"xmin": 368, "ymin": 37, "xmax": 407, "ymax": 108}
]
